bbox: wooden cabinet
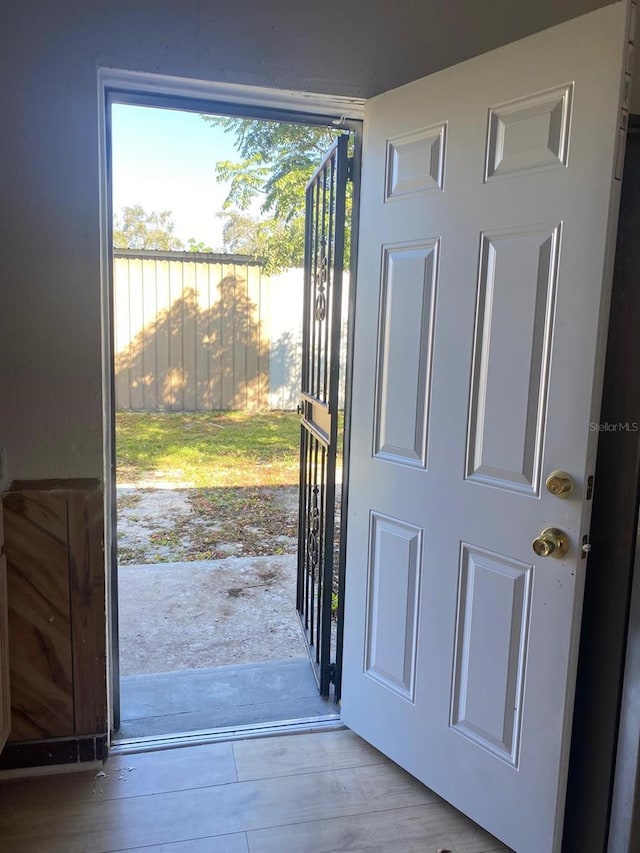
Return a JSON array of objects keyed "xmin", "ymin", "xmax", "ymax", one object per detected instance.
[
  {"xmin": 0, "ymin": 502, "xmax": 10, "ymax": 753},
  {"xmin": 2, "ymin": 482, "xmax": 106, "ymax": 744}
]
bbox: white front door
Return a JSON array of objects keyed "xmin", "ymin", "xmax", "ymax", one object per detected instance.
[{"xmin": 341, "ymin": 4, "xmax": 632, "ymax": 851}]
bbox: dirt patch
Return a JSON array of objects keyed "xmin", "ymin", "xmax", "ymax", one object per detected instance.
[
  {"xmin": 116, "ymin": 482, "xmax": 306, "ymax": 675},
  {"xmin": 117, "ymin": 484, "xmax": 298, "ymax": 564}
]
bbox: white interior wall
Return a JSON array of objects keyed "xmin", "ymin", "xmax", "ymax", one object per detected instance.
[{"xmin": 0, "ymin": 0, "xmax": 617, "ymax": 481}]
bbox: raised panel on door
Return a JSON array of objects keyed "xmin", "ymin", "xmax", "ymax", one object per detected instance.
[
  {"xmin": 451, "ymin": 544, "xmax": 532, "ymax": 766},
  {"xmin": 341, "ymin": 5, "xmax": 631, "ymax": 852},
  {"xmin": 466, "ymin": 223, "xmax": 560, "ymax": 494},
  {"xmin": 385, "ymin": 122, "xmax": 446, "ymax": 199},
  {"xmin": 364, "ymin": 512, "xmax": 422, "ymax": 700},
  {"xmin": 373, "ymin": 240, "xmax": 438, "ymax": 468},
  {"xmin": 485, "ymin": 84, "xmax": 573, "ymax": 181}
]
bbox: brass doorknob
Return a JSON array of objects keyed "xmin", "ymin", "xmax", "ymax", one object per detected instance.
[
  {"xmin": 532, "ymin": 527, "xmax": 570, "ymax": 558},
  {"xmin": 545, "ymin": 470, "xmax": 574, "ymax": 498}
]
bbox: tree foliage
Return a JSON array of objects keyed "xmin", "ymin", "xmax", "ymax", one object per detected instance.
[
  {"xmin": 217, "ymin": 210, "xmax": 304, "ymax": 269},
  {"xmin": 113, "ymin": 204, "xmax": 186, "ymax": 251},
  {"xmin": 217, "ymin": 211, "xmax": 261, "ymax": 256},
  {"xmin": 113, "ymin": 205, "xmax": 215, "ymax": 254},
  {"xmin": 185, "ymin": 237, "xmax": 214, "ymax": 253},
  {"xmin": 202, "ymin": 117, "xmax": 348, "ymax": 273}
]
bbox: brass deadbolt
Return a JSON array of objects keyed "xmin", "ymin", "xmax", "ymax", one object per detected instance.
[
  {"xmin": 545, "ymin": 470, "xmax": 574, "ymax": 498},
  {"xmin": 532, "ymin": 527, "xmax": 571, "ymax": 559}
]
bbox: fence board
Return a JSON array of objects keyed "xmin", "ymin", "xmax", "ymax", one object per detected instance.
[
  {"xmin": 168, "ymin": 259, "xmax": 184, "ymax": 411},
  {"xmin": 235, "ymin": 264, "xmax": 246, "ymax": 409},
  {"xmin": 247, "ymin": 263, "xmax": 264, "ymax": 410},
  {"xmin": 195, "ymin": 260, "xmax": 210, "ymax": 411},
  {"xmin": 128, "ymin": 259, "xmax": 144, "ymax": 411},
  {"xmin": 219, "ymin": 262, "xmax": 234, "ymax": 410},
  {"xmin": 182, "ymin": 259, "xmax": 197, "ymax": 411},
  {"xmin": 141, "ymin": 258, "xmax": 157, "ymax": 410},
  {"xmin": 155, "ymin": 260, "xmax": 171, "ymax": 411},
  {"xmin": 114, "ymin": 258, "xmax": 131, "ymax": 410},
  {"xmin": 205, "ymin": 263, "xmax": 222, "ymax": 411}
]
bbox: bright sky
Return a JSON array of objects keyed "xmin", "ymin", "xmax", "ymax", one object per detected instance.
[{"xmin": 111, "ymin": 104, "xmax": 241, "ymax": 250}]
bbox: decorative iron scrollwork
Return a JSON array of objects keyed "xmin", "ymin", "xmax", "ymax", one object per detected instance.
[
  {"xmin": 307, "ymin": 485, "xmax": 320, "ymax": 571},
  {"xmin": 314, "ymin": 238, "xmax": 329, "ymax": 321}
]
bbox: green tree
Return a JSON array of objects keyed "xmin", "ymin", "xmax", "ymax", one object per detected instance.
[
  {"xmin": 185, "ymin": 237, "xmax": 214, "ymax": 253},
  {"xmin": 202, "ymin": 117, "xmax": 349, "ymax": 273},
  {"xmin": 113, "ymin": 205, "xmax": 185, "ymax": 251},
  {"xmin": 218, "ymin": 211, "xmax": 261, "ymax": 256},
  {"xmin": 217, "ymin": 210, "xmax": 304, "ymax": 269}
]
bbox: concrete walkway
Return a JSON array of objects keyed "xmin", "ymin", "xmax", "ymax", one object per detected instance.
[
  {"xmin": 116, "ymin": 555, "xmax": 337, "ymax": 738},
  {"xmin": 118, "ymin": 658, "xmax": 336, "ymax": 739},
  {"xmin": 118, "ymin": 555, "xmax": 306, "ymax": 675}
]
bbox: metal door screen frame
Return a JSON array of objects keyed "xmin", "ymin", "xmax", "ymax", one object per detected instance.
[{"xmin": 297, "ymin": 134, "xmax": 350, "ymax": 698}]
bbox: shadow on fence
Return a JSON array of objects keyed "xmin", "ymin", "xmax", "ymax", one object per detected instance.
[{"xmin": 116, "ymin": 274, "xmax": 270, "ymax": 411}]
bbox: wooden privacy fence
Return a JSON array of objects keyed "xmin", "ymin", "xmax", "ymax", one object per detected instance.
[{"xmin": 113, "ymin": 249, "xmax": 317, "ymax": 412}]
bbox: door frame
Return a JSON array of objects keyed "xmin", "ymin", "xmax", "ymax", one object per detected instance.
[
  {"xmin": 97, "ymin": 66, "xmax": 363, "ymax": 738},
  {"xmin": 564, "ymin": 118, "xmax": 640, "ymax": 853}
]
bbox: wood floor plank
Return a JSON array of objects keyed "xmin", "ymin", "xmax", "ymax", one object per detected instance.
[
  {"xmin": 233, "ymin": 729, "xmax": 387, "ymax": 782},
  {"xmin": 0, "ymin": 731, "xmax": 514, "ymax": 853},
  {"xmin": 353, "ymin": 761, "xmax": 442, "ymax": 806},
  {"xmin": 246, "ymin": 802, "xmax": 512, "ymax": 853},
  {"xmin": 0, "ymin": 764, "xmax": 434, "ymax": 853},
  {"xmin": 352, "ymin": 761, "xmax": 441, "ymax": 809},
  {"xmin": 114, "ymin": 833, "xmax": 249, "ymax": 852},
  {"xmin": 0, "ymin": 741, "xmax": 236, "ymax": 811}
]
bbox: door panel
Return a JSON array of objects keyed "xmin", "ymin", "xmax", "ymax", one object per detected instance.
[
  {"xmin": 341, "ymin": 5, "xmax": 631, "ymax": 852},
  {"xmin": 467, "ymin": 223, "xmax": 560, "ymax": 493},
  {"xmin": 364, "ymin": 512, "xmax": 422, "ymax": 700},
  {"xmin": 451, "ymin": 544, "xmax": 532, "ymax": 766},
  {"xmin": 373, "ymin": 240, "xmax": 438, "ymax": 467}
]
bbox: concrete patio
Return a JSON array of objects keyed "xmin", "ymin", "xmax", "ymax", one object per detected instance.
[
  {"xmin": 118, "ymin": 658, "xmax": 336, "ymax": 739},
  {"xmin": 116, "ymin": 554, "xmax": 336, "ymax": 739}
]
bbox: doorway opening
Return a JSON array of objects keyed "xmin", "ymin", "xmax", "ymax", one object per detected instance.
[{"xmin": 106, "ymin": 92, "xmax": 359, "ymax": 743}]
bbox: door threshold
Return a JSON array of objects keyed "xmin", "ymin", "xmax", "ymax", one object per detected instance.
[{"xmin": 109, "ymin": 713, "xmax": 344, "ymax": 755}]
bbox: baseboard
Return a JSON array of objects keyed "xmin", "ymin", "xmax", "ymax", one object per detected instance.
[
  {"xmin": 0, "ymin": 734, "xmax": 108, "ymax": 771},
  {"xmin": 0, "ymin": 759, "xmax": 103, "ymax": 780}
]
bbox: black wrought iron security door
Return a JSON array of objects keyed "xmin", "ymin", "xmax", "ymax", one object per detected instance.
[{"xmin": 297, "ymin": 134, "xmax": 350, "ymax": 698}]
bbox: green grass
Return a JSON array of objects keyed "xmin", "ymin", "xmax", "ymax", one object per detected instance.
[{"xmin": 116, "ymin": 411, "xmax": 301, "ymax": 487}]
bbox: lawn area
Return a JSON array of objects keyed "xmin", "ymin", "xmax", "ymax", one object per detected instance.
[
  {"xmin": 116, "ymin": 411, "xmax": 300, "ymax": 487},
  {"xmin": 115, "ymin": 410, "xmax": 344, "ymax": 564}
]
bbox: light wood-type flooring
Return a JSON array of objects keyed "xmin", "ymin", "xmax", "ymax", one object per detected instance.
[{"xmin": 0, "ymin": 728, "xmax": 511, "ymax": 852}]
